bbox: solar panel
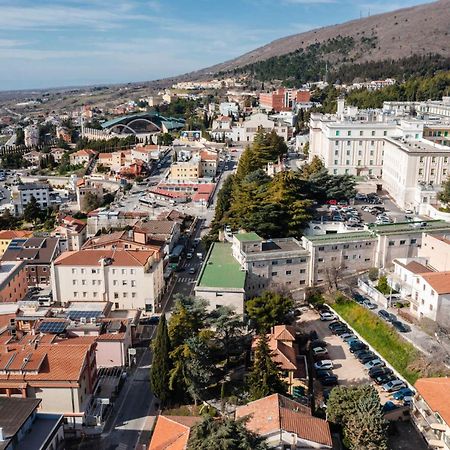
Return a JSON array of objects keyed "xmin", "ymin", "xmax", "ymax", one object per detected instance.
[
  {"xmin": 67, "ymin": 311, "xmax": 103, "ymax": 321},
  {"xmin": 38, "ymin": 321, "xmax": 67, "ymax": 334}
]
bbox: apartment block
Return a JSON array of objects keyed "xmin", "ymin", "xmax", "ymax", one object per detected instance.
[
  {"xmin": 260, "ymin": 88, "xmax": 311, "ymax": 112},
  {"xmin": 419, "ymin": 234, "xmax": 450, "ymax": 271},
  {"xmin": 231, "ymin": 112, "xmax": 290, "ymax": 143},
  {"xmin": 423, "ymin": 123, "xmax": 450, "ymax": 146},
  {"xmin": 0, "ymin": 230, "xmax": 32, "ymax": 257},
  {"xmin": 51, "ymin": 249, "xmax": 164, "ymax": 313},
  {"xmin": 12, "ymin": 182, "xmax": 51, "ymax": 216},
  {"xmin": 70, "ymin": 149, "xmax": 96, "ymax": 166},
  {"xmin": 51, "ymin": 215, "xmax": 87, "ymax": 251},
  {"xmin": 412, "ymin": 377, "xmax": 450, "ymax": 449},
  {"xmin": 0, "ymin": 261, "xmax": 27, "ymax": 303}
]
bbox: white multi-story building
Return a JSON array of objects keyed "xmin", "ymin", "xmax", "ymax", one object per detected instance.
[
  {"xmin": 24, "ymin": 124, "xmax": 40, "ymax": 147},
  {"xmin": 12, "ymin": 182, "xmax": 51, "ymax": 215},
  {"xmin": 219, "ymin": 102, "xmax": 239, "ymax": 117},
  {"xmin": 382, "ymin": 138, "xmax": 450, "ymax": 212},
  {"xmin": 51, "ymin": 249, "xmax": 164, "ymax": 313},
  {"xmin": 384, "ymin": 96, "xmax": 450, "ymax": 119},
  {"xmin": 231, "ymin": 112, "xmax": 290, "ymax": 143},
  {"xmin": 309, "ymin": 99, "xmax": 424, "ymax": 177}
]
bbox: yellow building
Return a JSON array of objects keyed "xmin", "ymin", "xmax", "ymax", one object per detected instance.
[
  {"xmin": 170, "ymin": 159, "xmax": 201, "ymax": 180},
  {"xmin": 0, "ymin": 230, "xmax": 33, "ymax": 257}
]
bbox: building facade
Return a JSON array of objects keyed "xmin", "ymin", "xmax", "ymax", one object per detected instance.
[{"xmin": 12, "ymin": 183, "xmax": 51, "ymax": 216}]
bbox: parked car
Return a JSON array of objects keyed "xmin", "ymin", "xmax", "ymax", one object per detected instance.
[
  {"xmin": 383, "ymin": 401, "xmax": 398, "ymax": 412},
  {"xmin": 321, "ymin": 375, "xmax": 338, "ymax": 386},
  {"xmin": 311, "ymin": 340, "xmax": 328, "ymax": 349},
  {"xmin": 378, "ymin": 310, "xmax": 391, "ymax": 321},
  {"xmin": 365, "ymin": 359, "xmax": 386, "ymax": 370},
  {"xmin": 314, "ymin": 360, "xmax": 333, "ymax": 370},
  {"xmin": 350, "ymin": 342, "xmax": 368, "ymax": 352},
  {"xmin": 339, "ymin": 333, "xmax": 355, "ymax": 341},
  {"xmin": 320, "ymin": 311, "xmax": 337, "ymax": 321},
  {"xmin": 375, "ymin": 374, "xmax": 397, "ymax": 385},
  {"xmin": 353, "ymin": 293, "xmax": 366, "ymax": 304},
  {"xmin": 363, "ymin": 300, "xmax": 378, "ymax": 310},
  {"xmin": 316, "ymin": 369, "xmax": 333, "ymax": 380},
  {"xmin": 355, "ymin": 350, "xmax": 375, "ymax": 360},
  {"xmin": 382, "ymin": 379, "xmax": 406, "ymax": 392},
  {"xmin": 360, "ymin": 354, "xmax": 379, "ymax": 364},
  {"xmin": 369, "ymin": 367, "xmax": 392, "ymax": 378},
  {"xmin": 186, "ymin": 252, "xmax": 193, "ymax": 259},
  {"xmin": 188, "ymin": 267, "xmax": 197, "ymax": 275},
  {"xmin": 334, "ymin": 327, "xmax": 351, "ymax": 336},
  {"xmin": 344, "ymin": 336, "xmax": 360, "ymax": 344},
  {"xmin": 312, "ymin": 347, "xmax": 328, "ymax": 356},
  {"xmin": 329, "ymin": 321, "xmax": 344, "ymax": 330},
  {"xmin": 404, "ymin": 209, "xmax": 414, "ymax": 214},
  {"xmin": 392, "ymin": 388, "xmax": 415, "ymax": 401},
  {"xmin": 391, "ymin": 321, "xmax": 411, "ymax": 333}
]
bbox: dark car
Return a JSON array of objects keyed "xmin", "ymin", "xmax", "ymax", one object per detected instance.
[
  {"xmin": 329, "ymin": 321, "xmax": 344, "ymax": 330},
  {"xmin": 316, "ymin": 369, "xmax": 333, "ymax": 380},
  {"xmin": 369, "ymin": 367, "xmax": 392, "ymax": 378},
  {"xmin": 334, "ymin": 327, "xmax": 351, "ymax": 336},
  {"xmin": 375, "ymin": 374, "xmax": 397, "ymax": 385},
  {"xmin": 391, "ymin": 321, "xmax": 411, "ymax": 333},
  {"xmin": 311, "ymin": 340, "xmax": 328, "ymax": 349},
  {"xmin": 353, "ymin": 293, "xmax": 366, "ymax": 304},
  {"xmin": 360, "ymin": 354, "xmax": 379, "ymax": 364},
  {"xmin": 378, "ymin": 310, "xmax": 391, "ymax": 321},
  {"xmin": 350, "ymin": 342, "xmax": 368, "ymax": 353},
  {"xmin": 321, "ymin": 375, "xmax": 338, "ymax": 386},
  {"xmin": 356, "ymin": 351, "xmax": 375, "ymax": 362},
  {"xmin": 354, "ymin": 349, "xmax": 374, "ymax": 359}
]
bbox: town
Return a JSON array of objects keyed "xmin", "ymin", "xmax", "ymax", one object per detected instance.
[{"xmin": 0, "ymin": 1, "xmax": 450, "ymax": 450}]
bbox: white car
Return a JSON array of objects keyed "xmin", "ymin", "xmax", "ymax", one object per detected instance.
[
  {"xmin": 404, "ymin": 209, "xmax": 414, "ymax": 214},
  {"xmin": 382, "ymin": 379, "xmax": 406, "ymax": 392},
  {"xmin": 320, "ymin": 312, "xmax": 337, "ymax": 321},
  {"xmin": 312, "ymin": 347, "xmax": 328, "ymax": 356},
  {"xmin": 314, "ymin": 360, "xmax": 333, "ymax": 370},
  {"xmin": 364, "ymin": 359, "xmax": 385, "ymax": 370}
]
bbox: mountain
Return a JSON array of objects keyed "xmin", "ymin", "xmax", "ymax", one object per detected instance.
[{"xmin": 189, "ymin": 0, "xmax": 450, "ymax": 80}]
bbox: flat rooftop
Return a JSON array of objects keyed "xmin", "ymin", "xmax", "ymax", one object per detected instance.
[
  {"xmin": 370, "ymin": 220, "xmax": 450, "ymax": 235},
  {"xmin": 304, "ymin": 231, "xmax": 375, "ymax": 244},
  {"xmin": 387, "ymin": 137, "xmax": 450, "ymax": 154},
  {"xmin": 234, "ymin": 232, "xmax": 263, "ymax": 242},
  {"xmin": 0, "ymin": 261, "xmax": 24, "ymax": 290},
  {"xmin": 197, "ymin": 243, "xmax": 245, "ymax": 290}
]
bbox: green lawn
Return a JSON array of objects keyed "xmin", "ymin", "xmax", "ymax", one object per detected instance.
[{"xmin": 331, "ymin": 300, "xmax": 421, "ymax": 384}]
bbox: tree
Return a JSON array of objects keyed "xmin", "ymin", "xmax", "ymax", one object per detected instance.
[
  {"xmin": 300, "ymin": 155, "xmax": 324, "ymax": 178},
  {"xmin": 246, "ymin": 291, "xmax": 294, "ymax": 333},
  {"xmin": 187, "ymin": 417, "xmax": 268, "ymax": 450},
  {"xmin": 23, "ymin": 196, "xmax": 42, "ymax": 224},
  {"xmin": 368, "ymin": 267, "xmax": 379, "ymax": 282},
  {"xmin": 327, "ymin": 385, "xmax": 387, "ymax": 450},
  {"xmin": 82, "ymin": 191, "xmax": 101, "ymax": 213},
  {"xmin": 247, "ymin": 333, "xmax": 287, "ymax": 400},
  {"xmin": 150, "ymin": 315, "xmax": 171, "ymax": 406},
  {"xmin": 438, "ymin": 176, "xmax": 450, "ymax": 207},
  {"xmin": 376, "ymin": 276, "xmax": 391, "ymax": 295}
]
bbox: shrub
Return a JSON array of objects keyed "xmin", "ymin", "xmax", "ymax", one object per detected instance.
[{"xmin": 368, "ymin": 267, "xmax": 379, "ymax": 282}]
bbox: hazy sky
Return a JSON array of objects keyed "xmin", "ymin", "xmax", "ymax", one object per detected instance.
[{"xmin": 0, "ymin": 0, "xmax": 434, "ymax": 91}]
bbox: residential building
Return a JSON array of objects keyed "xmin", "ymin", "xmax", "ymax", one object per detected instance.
[
  {"xmin": 69, "ymin": 149, "xmax": 96, "ymax": 166},
  {"xmin": 82, "ymin": 230, "xmax": 160, "ymax": 253},
  {"xmin": 259, "ymin": 88, "xmax": 311, "ymax": 112},
  {"xmin": 0, "ymin": 231, "xmax": 32, "ymax": 258},
  {"xmin": 22, "ymin": 150, "xmax": 42, "ymax": 166},
  {"xmin": 210, "ymin": 116, "xmax": 233, "ymax": 141},
  {"xmin": 0, "ymin": 334, "xmax": 97, "ymax": 431},
  {"xmin": 56, "ymin": 125, "xmax": 72, "ymax": 143},
  {"xmin": 50, "ymin": 147, "xmax": 66, "ymax": 163},
  {"xmin": 131, "ymin": 145, "xmax": 161, "ymax": 165},
  {"xmin": 412, "ymin": 377, "xmax": 450, "ymax": 449},
  {"xmin": 148, "ymin": 415, "xmax": 201, "ymax": 450},
  {"xmin": 51, "ymin": 216, "xmax": 87, "ymax": 251},
  {"xmin": 199, "ymin": 150, "xmax": 219, "ymax": 178},
  {"xmin": 51, "ymin": 249, "xmax": 164, "ymax": 312},
  {"xmin": 235, "ymin": 394, "xmax": 332, "ymax": 449},
  {"xmin": 24, "ymin": 124, "xmax": 39, "ymax": 147},
  {"xmin": 0, "ymin": 261, "xmax": 27, "ymax": 303},
  {"xmin": 231, "ymin": 233, "xmax": 310, "ymax": 297},
  {"xmin": 133, "ymin": 219, "xmax": 181, "ymax": 255},
  {"xmin": 0, "ymin": 397, "xmax": 64, "ymax": 450},
  {"xmin": 2, "ymin": 237, "xmax": 61, "ymax": 288},
  {"xmin": 384, "ymin": 96, "xmax": 450, "ymax": 119},
  {"xmin": 423, "ymin": 123, "xmax": 450, "ymax": 146},
  {"xmin": 86, "ymin": 209, "xmax": 148, "ymax": 237},
  {"xmin": 419, "ymin": 234, "xmax": 450, "ymax": 271},
  {"xmin": 76, "ymin": 178, "xmax": 104, "ymax": 212},
  {"xmin": 195, "ymin": 242, "xmax": 246, "ymax": 314},
  {"xmin": 170, "ymin": 157, "xmax": 201, "ymax": 180},
  {"xmin": 231, "ymin": 112, "xmax": 290, "ymax": 143},
  {"xmin": 12, "ymin": 183, "xmax": 51, "ymax": 216},
  {"xmin": 252, "ymin": 326, "xmax": 308, "ymax": 396},
  {"xmin": 382, "ymin": 138, "xmax": 450, "ymax": 211},
  {"xmin": 219, "ymin": 102, "xmax": 239, "ymax": 117}
]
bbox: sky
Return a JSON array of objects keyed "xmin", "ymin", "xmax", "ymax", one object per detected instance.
[{"xmin": 0, "ymin": 0, "xmax": 434, "ymax": 91}]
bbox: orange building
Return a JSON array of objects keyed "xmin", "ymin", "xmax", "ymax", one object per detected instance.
[
  {"xmin": 0, "ymin": 261, "xmax": 28, "ymax": 303},
  {"xmin": 259, "ymin": 88, "xmax": 311, "ymax": 112}
]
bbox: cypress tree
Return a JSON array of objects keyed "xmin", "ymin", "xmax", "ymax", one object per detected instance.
[
  {"xmin": 247, "ymin": 333, "xmax": 287, "ymax": 400},
  {"xmin": 150, "ymin": 314, "xmax": 171, "ymax": 407}
]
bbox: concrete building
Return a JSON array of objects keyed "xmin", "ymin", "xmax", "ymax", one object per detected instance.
[
  {"xmin": 419, "ymin": 234, "xmax": 450, "ymax": 272},
  {"xmin": 219, "ymin": 102, "xmax": 239, "ymax": 117},
  {"xmin": 51, "ymin": 216, "xmax": 87, "ymax": 251},
  {"xmin": 210, "ymin": 116, "xmax": 233, "ymax": 141},
  {"xmin": 24, "ymin": 124, "xmax": 40, "ymax": 147},
  {"xmin": 12, "ymin": 183, "xmax": 51, "ymax": 216},
  {"xmin": 0, "ymin": 397, "xmax": 64, "ymax": 450},
  {"xmin": 76, "ymin": 179, "xmax": 104, "ymax": 212},
  {"xmin": 384, "ymin": 96, "xmax": 450, "ymax": 119},
  {"xmin": 195, "ymin": 242, "xmax": 246, "ymax": 314},
  {"xmin": 22, "ymin": 150, "xmax": 42, "ymax": 166},
  {"xmin": 381, "ymin": 138, "xmax": 450, "ymax": 212},
  {"xmin": 2, "ymin": 237, "xmax": 61, "ymax": 288},
  {"xmin": 231, "ymin": 233, "xmax": 310, "ymax": 297},
  {"xmin": 0, "ymin": 335, "xmax": 97, "ymax": 431},
  {"xmin": 0, "ymin": 261, "xmax": 27, "ymax": 303},
  {"xmin": 235, "ymin": 394, "xmax": 332, "ymax": 449},
  {"xmin": 423, "ymin": 123, "xmax": 450, "ymax": 146},
  {"xmin": 69, "ymin": 149, "xmax": 96, "ymax": 166},
  {"xmin": 412, "ymin": 377, "xmax": 450, "ymax": 449},
  {"xmin": 0, "ymin": 231, "xmax": 32, "ymax": 258},
  {"xmin": 133, "ymin": 219, "xmax": 181, "ymax": 255},
  {"xmin": 51, "ymin": 249, "xmax": 164, "ymax": 313},
  {"xmin": 170, "ymin": 157, "xmax": 201, "ymax": 180},
  {"xmin": 231, "ymin": 113, "xmax": 290, "ymax": 143},
  {"xmin": 86, "ymin": 210, "xmax": 148, "ymax": 237},
  {"xmin": 131, "ymin": 145, "xmax": 161, "ymax": 165}
]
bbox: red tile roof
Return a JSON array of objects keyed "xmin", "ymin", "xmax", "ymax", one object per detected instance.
[
  {"xmin": 236, "ymin": 394, "xmax": 332, "ymax": 447},
  {"xmin": 149, "ymin": 415, "xmax": 201, "ymax": 450},
  {"xmin": 0, "ymin": 231, "xmax": 32, "ymax": 240},
  {"xmin": 421, "ymin": 271, "xmax": 450, "ymax": 294},
  {"xmin": 415, "ymin": 377, "xmax": 450, "ymax": 425},
  {"xmin": 54, "ymin": 249, "xmax": 156, "ymax": 267}
]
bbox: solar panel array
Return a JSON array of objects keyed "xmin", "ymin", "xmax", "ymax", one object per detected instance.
[
  {"xmin": 67, "ymin": 310, "xmax": 103, "ymax": 321},
  {"xmin": 38, "ymin": 321, "xmax": 68, "ymax": 334}
]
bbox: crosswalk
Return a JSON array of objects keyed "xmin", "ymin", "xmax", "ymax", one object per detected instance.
[{"xmin": 177, "ymin": 277, "xmax": 196, "ymax": 284}]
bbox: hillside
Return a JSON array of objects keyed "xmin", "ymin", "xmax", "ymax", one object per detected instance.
[{"xmin": 191, "ymin": 0, "xmax": 450, "ymax": 80}]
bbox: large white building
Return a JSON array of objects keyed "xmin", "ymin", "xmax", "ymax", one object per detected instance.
[
  {"xmin": 382, "ymin": 138, "xmax": 450, "ymax": 212},
  {"xmin": 24, "ymin": 124, "xmax": 40, "ymax": 147},
  {"xmin": 231, "ymin": 112, "xmax": 290, "ymax": 143},
  {"xmin": 309, "ymin": 99, "xmax": 424, "ymax": 177},
  {"xmin": 12, "ymin": 182, "xmax": 51, "ymax": 215},
  {"xmin": 51, "ymin": 249, "xmax": 164, "ymax": 313}
]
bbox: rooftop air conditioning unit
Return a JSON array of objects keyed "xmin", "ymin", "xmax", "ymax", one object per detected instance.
[{"xmin": 80, "ymin": 317, "xmax": 87, "ymax": 324}]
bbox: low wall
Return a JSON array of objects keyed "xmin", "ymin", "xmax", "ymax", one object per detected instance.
[{"xmin": 424, "ymin": 204, "xmax": 450, "ymax": 222}]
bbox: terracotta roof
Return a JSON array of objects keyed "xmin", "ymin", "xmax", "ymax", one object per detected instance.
[
  {"xmin": 415, "ymin": 378, "xmax": 450, "ymax": 425},
  {"xmin": 236, "ymin": 394, "xmax": 332, "ymax": 447},
  {"xmin": 269, "ymin": 340, "xmax": 297, "ymax": 371},
  {"xmin": 134, "ymin": 220, "xmax": 176, "ymax": 236},
  {"xmin": 420, "ymin": 271, "xmax": 450, "ymax": 294},
  {"xmin": 149, "ymin": 415, "xmax": 201, "ymax": 450},
  {"xmin": 0, "ymin": 231, "xmax": 32, "ymax": 240},
  {"xmin": 54, "ymin": 249, "xmax": 155, "ymax": 267},
  {"xmin": 98, "ymin": 153, "xmax": 113, "ymax": 159},
  {"xmin": 2, "ymin": 237, "xmax": 60, "ymax": 265},
  {"xmin": 432, "ymin": 235, "xmax": 450, "ymax": 245},
  {"xmin": 272, "ymin": 325, "xmax": 296, "ymax": 342},
  {"xmin": 405, "ymin": 261, "xmax": 433, "ymax": 275}
]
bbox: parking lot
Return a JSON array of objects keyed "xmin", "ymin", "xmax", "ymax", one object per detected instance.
[{"xmin": 299, "ymin": 308, "xmax": 397, "ymax": 404}]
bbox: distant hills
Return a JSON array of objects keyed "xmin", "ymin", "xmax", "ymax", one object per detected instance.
[{"xmin": 188, "ymin": 0, "xmax": 450, "ymax": 84}]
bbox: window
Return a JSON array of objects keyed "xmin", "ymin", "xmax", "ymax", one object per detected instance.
[
  {"xmin": 114, "ymin": 293, "xmax": 119, "ymax": 299},
  {"xmin": 122, "ymin": 280, "xmax": 127, "ymax": 286},
  {"xmin": 359, "ymin": 141, "xmax": 362, "ymax": 147},
  {"xmin": 113, "ymin": 280, "xmax": 118, "ymax": 286},
  {"xmin": 334, "ymin": 160, "xmax": 338, "ymax": 165},
  {"xmin": 272, "ymin": 260, "xmax": 278, "ymax": 265},
  {"xmin": 383, "ymin": 131, "xmax": 387, "ymax": 136},
  {"xmin": 343, "ymin": 244, "xmax": 349, "ymax": 249},
  {"xmin": 430, "ymin": 304, "xmax": 433, "ymax": 311},
  {"xmin": 72, "ymin": 280, "xmax": 77, "ymax": 285},
  {"xmin": 400, "ymin": 240, "xmax": 406, "ymax": 245},
  {"xmin": 82, "ymin": 292, "xmax": 87, "ymax": 298},
  {"xmin": 122, "ymin": 269, "xmax": 126, "ymax": 275},
  {"xmin": 347, "ymin": 131, "xmax": 351, "ymax": 136},
  {"xmin": 81, "ymin": 268, "xmax": 85, "ymax": 274},
  {"xmin": 318, "ymin": 247, "xmax": 324, "ymax": 251},
  {"xmin": 300, "ymin": 269, "xmax": 306, "ymax": 274},
  {"xmin": 371, "ymin": 140, "xmax": 375, "ymax": 146},
  {"xmin": 74, "ymin": 292, "xmax": 78, "ymax": 298},
  {"xmin": 82, "ymin": 280, "xmax": 86, "ymax": 285},
  {"xmin": 132, "ymin": 293, "xmax": 136, "ymax": 298},
  {"xmin": 72, "ymin": 268, "xmax": 77, "ymax": 274},
  {"xmin": 347, "ymin": 140, "xmax": 351, "ymax": 146},
  {"xmin": 271, "ymin": 272, "xmax": 278, "ymax": 276},
  {"xmin": 411, "ymin": 238, "xmax": 417, "ymax": 245},
  {"xmin": 346, "ymin": 160, "xmax": 350, "ymax": 165},
  {"xmin": 286, "ymin": 271, "xmax": 292, "ymax": 275},
  {"xmin": 336, "ymin": 131, "xmax": 340, "ymax": 136},
  {"xmin": 115, "ymin": 302, "xmax": 120, "ymax": 309},
  {"xmin": 300, "ymin": 280, "xmax": 306, "ymax": 285},
  {"xmin": 418, "ymin": 168, "xmax": 423, "ymax": 175},
  {"xmin": 334, "ymin": 150, "xmax": 339, "ymax": 156},
  {"xmin": 359, "ymin": 130, "xmax": 363, "ymax": 136},
  {"xmin": 131, "ymin": 280, "xmax": 136, "ymax": 287},
  {"xmin": 357, "ymin": 160, "xmax": 362, "ymax": 166},
  {"xmin": 318, "ymin": 258, "xmax": 324, "ymax": 262},
  {"xmin": 91, "ymin": 269, "xmax": 97, "ymax": 274},
  {"xmin": 389, "ymin": 241, "xmax": 395, "ymax": 246},
  {"xmin": 300, "ymin": 258, "xmax": 306, "ymax": 263},
  {"xmin": 286, "ymin": 259, "xmax": 292, "ymax": 264},
  {"xmin": 335, "ymin": 141, "xmax": 339, "ymax": 146}
]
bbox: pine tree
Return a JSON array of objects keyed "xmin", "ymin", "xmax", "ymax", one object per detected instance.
[
  {"xmin": 150, "ymin": 314, "xmax": 172, "ymax": 407},
  {"xmin": 247, "ymin": 333, "xmax": 287, "ymax": 400},
  {"xmin": 23, "ymin": 196, "xmax": 42, "ymax": 224}
]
